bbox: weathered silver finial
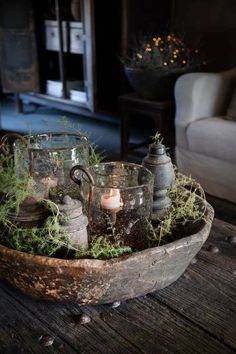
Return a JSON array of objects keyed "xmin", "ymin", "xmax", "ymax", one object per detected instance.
[{"xmin": 142, "ymin": 133, "xmax": 175, "ymax": 219}]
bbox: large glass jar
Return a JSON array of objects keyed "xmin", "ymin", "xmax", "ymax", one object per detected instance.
[
  {"xmin": 70, "ymin": 162, "xmax": 154, "ymax": 249},
  {"xmin": 14, "ymin": 133, "xmax": 90, "ymax": 197}
]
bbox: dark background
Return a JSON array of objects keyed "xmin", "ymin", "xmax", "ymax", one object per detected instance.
[{"xmin": 0, "ymin": 0, "xmax": 236, "ymax": 113}]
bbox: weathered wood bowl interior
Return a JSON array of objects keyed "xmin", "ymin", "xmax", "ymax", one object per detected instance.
[{"xmin": 0, "ymin": 203, "xmax": 214, "ymax": 306}]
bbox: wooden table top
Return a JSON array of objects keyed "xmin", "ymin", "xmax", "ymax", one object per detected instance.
[{"xmin": 0, "ymin": 218, "xmax": 235, "ymax": 354}]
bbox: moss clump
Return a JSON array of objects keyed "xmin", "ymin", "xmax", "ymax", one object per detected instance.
[
  {"xmin": 75, "ymin": 236, "xmax": 132, "ymax": 260},
  {"xmin": 0, "ymin": 146, "xmax": 75, "ymax": 256},
  {"xmin": 0, "ymin": 144, "xmax": 128, "ymax": 260},
  {"xmin": 0, "ymin": 143, "xmax": 207, "ymax": 260},
  {"xmin": 147, "ymin": 169, "xmax": 208, "ymax": 247}
]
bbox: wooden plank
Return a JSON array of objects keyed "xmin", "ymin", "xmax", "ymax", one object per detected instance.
[
  {"xmin": 209, "ymin": 218, "xmax": 236, "ymax": 252},
  {"xmin": 95, "ymin": 295, "xmax": 234, "ymax": 354},
  {"xmin": 0, "ymin": 218, "xmax": 235, "ymax": 353},
  {"xmin": 0, "ymin": 282, "xmax": 139, "ymax": 354},
  {"xmin": 151, "ymin": 221, "xmax": 236, "ymax": 351},
  {"xmin": 0, "ymin": 281, "xmax": 233, "ymax": 354},
  {"xmin": 195, "ymin": 218, "xmax": 236, "ymax": 275},
  {"xmin": 213, "ymin": 218, "xmax": 236, "ymax": 233},
  {"xmin": 0, "ymin": 284, "xmax": 75, "ymax": 354}
]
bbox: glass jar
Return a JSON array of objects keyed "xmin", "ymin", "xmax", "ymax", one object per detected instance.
[
  {"xmin": 14, "ymin": 133, "xmax": 90, "ymax": 197},
  {"xmin": 70, "ymin": 162, "xmax": 154, "ymax": 249}
]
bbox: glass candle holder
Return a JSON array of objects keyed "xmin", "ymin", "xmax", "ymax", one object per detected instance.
[
  {"xmin": 70, "ymin": 162, "xmax": 154, "ymax": 249},
  {"xmin": 14, "ymin": 133, "xmax": 90, "ymax": 197}
]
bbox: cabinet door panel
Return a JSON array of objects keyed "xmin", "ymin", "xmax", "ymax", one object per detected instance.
[
  {"xmin": 0, "ymin": 0, "xmax": 39, "ymax": 92},
  {"xmin": 83, "ymin": 0, "xmax": 96, "ymax": 111}
]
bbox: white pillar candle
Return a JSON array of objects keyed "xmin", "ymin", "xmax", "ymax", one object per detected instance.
[{"xmin": 101, "ymin": 188, "xmax": 122, "ymax": 210}]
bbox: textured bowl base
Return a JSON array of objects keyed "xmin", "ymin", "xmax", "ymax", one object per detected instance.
[{"xmin": 0, "ymin": 203, "xmax": 214, "ymax": 305}]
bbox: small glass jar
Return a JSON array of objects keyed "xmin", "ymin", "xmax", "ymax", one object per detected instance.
[
  {"xmin": 70, "ymin": 162, "xmax": 154, "ymax": 249},
  {"xmin": 14, "ymin": 133, "xmax": 90, "ymax": 197}
]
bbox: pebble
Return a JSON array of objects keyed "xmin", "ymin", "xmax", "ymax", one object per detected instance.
[
  {"xmin": 38, "ymin": 334, "xmax": 54, "ymax": 347},
  {"xmin": 79, "ymin": 313, "xmax": 91, "ymax": 324},
  {"xmin": 183, "ymin": 272, "xmax": 191, "ymax": 280},
  {"xmin": 207, "ymin": 244, "xmax": 219, "ymax": 254},
  {"xmin": 190, "ymin": 257, "xmax": 197, "ymax": 265},
  {"xmin": 111, "ymin": 301, "xmax": 121, "ymax": 309},
  {"xmin": 228, "ymin": 236, "xmax": 236, "ymax": 245}
]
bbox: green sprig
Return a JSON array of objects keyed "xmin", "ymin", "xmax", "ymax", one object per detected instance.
[
  {"xmin": 151, "ymin": 132, "xmax": 164, "ymax": 145},
  {"xmin": 75, "ymin": 236, "xmax": 132, "ymax": 260}
]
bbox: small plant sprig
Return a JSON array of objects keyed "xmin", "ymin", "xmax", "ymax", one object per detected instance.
[
  {"xmin": 104, "ymin": 213, "xmax": 117, "ymax": 239},
  {"xmin": 147, "ymin": 168, "xmax": 207, "ymax": 246},
  {"xmin": 75, "ymin": 236, "xmax": 132, "ymax": 260},
  {"xmin": 59, "ymin": 116, "xmax": 105, "ymax": 166},
  {"xmin": 151, "ymin": 132, "xmax": 163, "ymax": 145},
  {"xmin": 0, "ymin": 192, "xmax": 77, "ymax": 257},
  {"xmin": 88, "ymin": 143, "xmax": 105, "ymax": 166},
  {"xmin": 0, "ymin": 146, "xmax": 34, "ymax": 217},
  {"xmin": 0, "ymin": 146, "xmax": 77, "ymax": 256}
]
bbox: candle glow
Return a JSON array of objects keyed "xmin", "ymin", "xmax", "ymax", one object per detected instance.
[{"xmin": 101, "ymin": 188, "xmax": 122, "ymax": 210}]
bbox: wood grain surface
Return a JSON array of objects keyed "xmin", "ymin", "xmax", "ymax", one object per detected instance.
[{"xmin": 0, "ymin": 218, "xmax": 235, "ymax": 353}]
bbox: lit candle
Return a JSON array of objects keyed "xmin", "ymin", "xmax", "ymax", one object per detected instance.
[{"xmin": 101, "ymin": 189, "xmax": 122, "ymax": 210}]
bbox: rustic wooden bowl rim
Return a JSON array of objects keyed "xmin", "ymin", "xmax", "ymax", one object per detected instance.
[{"xmin": 0, "ymin": 202, "xmax": 214, "ymax": 269}]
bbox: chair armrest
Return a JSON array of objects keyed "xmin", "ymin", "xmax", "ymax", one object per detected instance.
[{"xmin": 175, "ymin": 69, "xmax": 236, "ymax": 148}]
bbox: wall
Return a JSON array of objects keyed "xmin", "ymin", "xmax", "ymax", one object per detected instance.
[
  {"xmin": 123, "ymin": 0, "xmax": 172, "ymax": 55},
  {"xmin": 172, "ymin": 0, "xmax": 236, "ymax": 71},
  {"xmin": 95, "ymin": 0, "xmax": 173, "ymax": 112}
]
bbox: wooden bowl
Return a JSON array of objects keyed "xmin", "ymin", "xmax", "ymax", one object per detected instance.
[{"xmin": 0, "ymin": 203, "xmax": 214, "ymax": 305}]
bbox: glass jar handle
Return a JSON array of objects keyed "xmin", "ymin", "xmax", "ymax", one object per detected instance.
[
  {"xmin": 70, "ymin": 165, "xmax": 95, "ymax": 222},
  {"xmin": 70, "ymin": 165, "xmax": 94, "ymax": 186},
  {"xmin": 0, "ymin": 133, "xmax": 27, "ymax": 153}
]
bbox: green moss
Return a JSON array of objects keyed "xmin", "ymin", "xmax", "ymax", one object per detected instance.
[
  {"xmin": 147, "ymin": 169, "xmax": 208, "ymax": 246},
  {"xmin": 0, "ymin": 143, "xmax": 207, "ymax": 260},
  {"xmin": 88, "ymin": 143, "xmax": 105, "ymax": 166},
  {"xmin": 75, "ymin": 236, "xmax": 132, "ymax": 260}
]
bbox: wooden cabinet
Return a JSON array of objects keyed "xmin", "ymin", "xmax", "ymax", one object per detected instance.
[
  {"xmin": 0, "ymin": 0, "xmax": 96, "ymax": 114},
  {"xmin": 0, "ymin": 0, "xmax": 40, "ymax": 93},
  {"xmin": 69, "ymin": 22, "xmax": 84, "ymax": 54},
  {"xmin": 45, "ymin": 20, "xmax": 68, "ymax": 52},
  {"xmin": 0, "ymin": 0, "xmax": 174, "ymax": 118}
]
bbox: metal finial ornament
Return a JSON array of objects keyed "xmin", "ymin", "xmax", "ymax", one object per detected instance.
[
  {"xmin": 142, "ymin": 142, "xmax": 175, "ymax": 220},
  {"xmin": 57, "ymin": 195, "xmax": 88, "ymax": 248}
]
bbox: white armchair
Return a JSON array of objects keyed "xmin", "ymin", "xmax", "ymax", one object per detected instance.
[{"xmin": 175, "ymin": 68, "xmax": 236, "ymax": 203}]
